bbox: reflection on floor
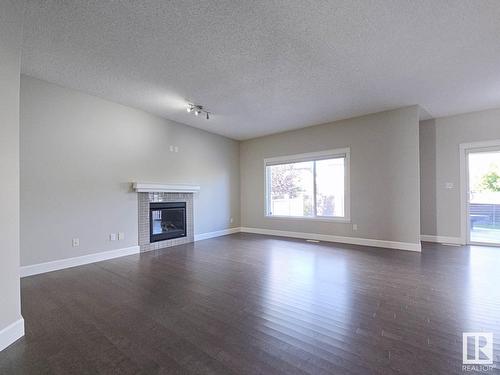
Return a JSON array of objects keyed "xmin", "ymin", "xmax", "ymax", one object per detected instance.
[{"xmin": 1, "ymin": 233, "xmax": 499, "ymax": 374}]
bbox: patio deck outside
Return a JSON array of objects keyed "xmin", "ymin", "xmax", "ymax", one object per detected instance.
[{"xmin": 470, "ymin": 198, "xmax": 500, "ymax": 244}]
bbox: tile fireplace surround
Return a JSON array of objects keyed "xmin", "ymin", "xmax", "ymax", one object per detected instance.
[{"xmin": 138, "ymin": 192, "xmax": 194, "ymax": 252}]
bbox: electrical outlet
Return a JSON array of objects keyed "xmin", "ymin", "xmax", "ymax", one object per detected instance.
[
  {"xmin": 174, "ymin": 146, "xmax": 179, "ymax": 153},
  {"xmin": 118, "ymin": 232, "xmax": 125, "ymax": 240},
  {"xmin": 230, "ymin": 217, "xmax": 234, "ymax": 224},
  {"xmin": 353, "ymin": 224, "xmax": 358, "ymax": 231},
  {"xmin": 109, "ymin": 233, "xmax": 117, "ymax": 241},
  {"xmin": 169, "ymin": 145, "xmax": 174, "ymax": 152},
  {"xmin": 72, "ymin": 238, "xmax": 79, "ymax": 247}
]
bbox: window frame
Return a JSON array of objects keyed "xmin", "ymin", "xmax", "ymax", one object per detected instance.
[{"xmin": 264, "ymin": 148, "xmax": 351, "ymax": 222}]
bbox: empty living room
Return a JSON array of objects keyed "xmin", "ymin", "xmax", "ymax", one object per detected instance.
[{"xmin": 2, "ymin": 1, "xmax": 500, "ymax": 374}]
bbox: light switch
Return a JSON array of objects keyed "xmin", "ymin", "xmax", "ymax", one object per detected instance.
[
  {"xmin": 118, "ymin": 232, "xmax": 125, "ymax": 240},
  {"xmin": 72, "ymin": 238, "xmax": 79, "ymax": 247}
]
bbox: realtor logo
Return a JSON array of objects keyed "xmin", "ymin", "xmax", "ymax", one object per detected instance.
[{"xmin": 463, "ymin": 332, "xmax": 493, "ymax": 365}]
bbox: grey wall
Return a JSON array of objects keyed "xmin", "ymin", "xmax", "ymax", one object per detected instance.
[
  {"xmin": 240, "ymin": 106, "xmax": 421, "ymax": 245},
  {"xmin": 0, "ymin": 0, "xmax": 25, "ymax": 334},
  {"xmin": 420, "ymin": 109, "xmax": 500, "ymax": 239},
  {"xmin": 20, "ymin": 75, "xmax": 240, "ymax": 266},
  {"xmin": 419, "ymin": 120, "xmax": 437, "ymax": 236}
]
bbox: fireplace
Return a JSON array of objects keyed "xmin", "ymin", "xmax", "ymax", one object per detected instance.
[
  {"xmin": 137, "ymin": 188, "xmax": 195, "ymax": 252},
  {"xmin": 150, "ymin": 202, "xmax": 186, "ymax": 242}
]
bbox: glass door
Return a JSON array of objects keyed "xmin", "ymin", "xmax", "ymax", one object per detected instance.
[{"xmin": 468, "ymin": 148, "xmax": 500, "ymax": 245}]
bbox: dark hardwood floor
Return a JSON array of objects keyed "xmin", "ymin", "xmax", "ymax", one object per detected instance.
[{"xmin": 1, "ymin": 233, "xmax": 499, "ymax": 374}]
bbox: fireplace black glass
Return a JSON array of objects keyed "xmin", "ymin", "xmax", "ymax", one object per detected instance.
[{"xmin": 150, "ymin": 202, "xmax": 186, "ymax": 242}]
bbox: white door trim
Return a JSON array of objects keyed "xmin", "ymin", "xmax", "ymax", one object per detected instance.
[{"xmin": 459, "ymin": 139, "xmax": 500, "ymax": 245}]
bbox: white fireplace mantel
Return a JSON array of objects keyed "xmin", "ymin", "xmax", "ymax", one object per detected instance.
[{"xmin": 133, "ymin": 182, "xmax": 200, "ymax": 193}]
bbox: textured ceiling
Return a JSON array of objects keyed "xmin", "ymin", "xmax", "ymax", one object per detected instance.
[{"xmin": 22, "ymin": 1, "xmax": 500, "ymax": 140}]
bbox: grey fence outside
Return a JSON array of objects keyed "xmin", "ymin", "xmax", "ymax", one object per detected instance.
[{"xmin": 470, "ymin": 203, "xmax": 500, "ymax": 227}]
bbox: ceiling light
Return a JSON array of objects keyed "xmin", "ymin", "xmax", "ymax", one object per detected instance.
[{"xmin": 186, "ymin": 103, "xmax": 211, "ymax": 120}]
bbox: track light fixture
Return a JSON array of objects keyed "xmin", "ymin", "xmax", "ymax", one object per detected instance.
[{"xmin": 186, "ymin": 103, "xmax": 210, "ymax": 120}]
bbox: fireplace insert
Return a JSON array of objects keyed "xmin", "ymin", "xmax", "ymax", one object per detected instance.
[{"xmin": 150, "ymin": 202, "xmax": 186, "ymax": 242}]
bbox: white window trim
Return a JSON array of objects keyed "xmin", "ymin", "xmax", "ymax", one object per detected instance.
[{"xmin": 264, "ymin": 148, "xmax": 351, "ymax": 222}]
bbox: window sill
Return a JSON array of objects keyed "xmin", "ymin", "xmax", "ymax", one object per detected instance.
[{"xmin": 265, "ymin": 215, "xmax": 351, "ymax": 223}]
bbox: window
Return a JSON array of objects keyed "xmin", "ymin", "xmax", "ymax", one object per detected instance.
[{"xmin": 265, "ymin": 148, "xmax": 350, "ymax": 221}]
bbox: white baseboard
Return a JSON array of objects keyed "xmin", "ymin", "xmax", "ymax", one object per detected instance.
[
  {"xmin": 194, "ymin": 227, "xmax": 241, "ymax": 241},
  {"xmin": 20, "ymin": 245, "xmax": 140, "ymax": 277},
  {"xmin": 420, "ymin": 235, "xmax": 464, "ymax": 245},
  {"xmin": 240, "ymin": 227, "xmax": 421, "ymax": 252},
  {"xmin": 20, "ymin": 229, "xmax": 429, "ymax": 279},
  {"xmin": 0, "ymin": 318, "xmax": 24, "ymax": 352}
]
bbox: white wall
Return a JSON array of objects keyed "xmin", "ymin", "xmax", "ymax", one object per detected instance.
[
  {"xmin": 20, "ymin": 76, "xmax": 240, "ymax": 266},
  {"xmin": 420, "ymin": 109, "xmax": 500, "ymax": 240},
  {"xmin": 0, "ymin": 0, "xmax": 25, "ymax": 348},
  {"xmin": 240, "ymin": 106, "xmax": 421, "ymax": 246}
]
